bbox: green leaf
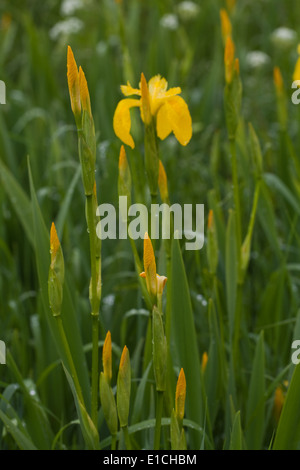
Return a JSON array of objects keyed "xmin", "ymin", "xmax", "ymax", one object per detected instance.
[
  {"xmin": 169, "ymin": 238, "xmax": 203, "ymax": 448},
  {"xmin": 272, "ymin": 359, "xmax": 300, "ymax": 450},
  {"xmin": 0, "ymin": 159, "xmax": 33, "ymax": 246},
  {"xmin": 229, "ymin": 411, "xmax": 243, "ymax": 450},
  {"xmin": 27, "ymin": 157, "xmax": 90, "ymax": 408},
  {"xmin": 245, "ymin": 331, "xmax": 265, "ymax": 450},
  {"xmin": 0, "ymin": 409, "xmax": 37, "ymax": 450},
  {"xmin": 62, "ymin": 364, "xmax": 100, "ymax": 450},
  {"xmin": 225, "ymin": 210, "xmax": 237, "ymax": 340}
]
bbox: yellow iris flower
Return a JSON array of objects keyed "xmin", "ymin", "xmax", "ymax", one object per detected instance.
[{"xmin": 113, "ymin": 73, "xmax": 192, "ymax": 149}]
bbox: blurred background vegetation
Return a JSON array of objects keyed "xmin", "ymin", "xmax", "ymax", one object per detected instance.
[{"xmin": 1, "ymin": 0, "xmax": 300, "ymax": 450}]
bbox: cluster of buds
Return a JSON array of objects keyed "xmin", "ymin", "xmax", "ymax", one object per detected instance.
[
  {"xmin": 220, "ymin": 9, "xmax": 242, "ymax": 140},
  {"xmin": 99, "ymin": 331, "xmax": 132, "ymax": 444}
]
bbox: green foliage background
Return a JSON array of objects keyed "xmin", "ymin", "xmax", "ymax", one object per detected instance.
[{"xmin": 1, "ymin": 0, "xmax": 300, "ymax": 450}]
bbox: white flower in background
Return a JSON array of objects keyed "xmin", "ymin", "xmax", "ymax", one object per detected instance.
[
  {"xmin": 270, "ymin": 27, "xmax": 297, "ymax": 49},
  {"xmin": 49, "ymin": 17, "xmax": 84, "ymax": 40},
  {"xmin": 60, "ymin": 0, "xmax": 84, "ymax": 16},
  {"xmin": 177, "ymin": 1, "xmax": 200, "ymax": 21},
  {"xmin": 160, "ymin": 13, "xmax": 179, "ymax": 31},
  {"xmin": 246, "ymin": 51, "xmax": 271, "ymax": 69}
]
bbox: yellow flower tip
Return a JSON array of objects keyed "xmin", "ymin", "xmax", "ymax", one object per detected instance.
[
  {"xmin": 139, "ymin": 271, "xmax": 146, "ymax": 278},
  {"xmin": 142, "ymin": 232, "xmax": 157, "ymax": 298},
  {"xmin": 140, "ymin": 72, "xmax": 152, "ymax": 125},
  {"xmin": 78, "ymin": 66, "xmax": 91, "ymax": 115},
  {"xmin": 158, "ymin": 160, "xmax": 169, "ymax": 202},
  {"xmin": 175, "ymin": 368, "xmax": 186, "ymax": 421},
  {"xmin": 103, "ymin": 330, "xmax": 112, "ymax": 383},
  {"xmin": 119, "ymin": 345, "xmax": 130, "ymax": 377},
  {"xmin": 67, "ymin": 45, "xmax": 81, "ymax": 117},
  {"xmin": 224, "ymin": 35, "xmax": 235, "ymax": 84},
  {"xmin": 118, "ymin": 145, "xmax": 127, "ymax": 171},
  {"xmin": 201, "ymin": 351, "xmax": 208, "ymax": 373},
  {"xmin": 143, "ymin": 232, "xmax": 155, "ymax": 270},
  {"xmin": 273, "ymin": 385, "xmax": 285, "ymax": 422},
  {"xmin": 220, "ymin": 8, "xmax": 232, "ymax": 43},
  {"xmin": 208, "ymin": 209, "xmax": 214, "ymax": 230},
  {"xmin": 50, "ymin": 222, "xmax": 60, "ymax": 259},
  {"xmin": 273, "ymin": 66, "xmax": 283, "ymax": 93},
  {"xmin": 67, "ymin": 45, "xmax": 78, "ymax": 86}
]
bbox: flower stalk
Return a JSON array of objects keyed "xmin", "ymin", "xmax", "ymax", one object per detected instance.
[{"xmin": 67, "ymin": 46, "xmax": 101, "ymax": 428}]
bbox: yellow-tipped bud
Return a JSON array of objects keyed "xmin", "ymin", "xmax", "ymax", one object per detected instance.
[
  {"xmin": 158, "ymin": 160, "xmax": 169, "ymax": 202},
  {"xmin": 117, "ymin": 345, "xmax": 131, "ymax": 428},
  {"xmin": 224, "ymin": 35, "xmax": 235, "ymax": 84},
  {"xmin": 140, "ymin": 232, "xmax": 157, "ymax": 299},
  {"xmin": 118, "ymin": 144, "xmax": 127, "ymax": 172},
  {"xmin": 175, "ymin": 368, "xmax": 186, "ymax": 422},
  {"xmin": 50, "ymin": 222, "xmax": 60, "ymax": 267},
  {"xmin": 274, "ymin": 66, "xmax": 284, "ymax": 93},
  {"xmin": 201, "ymin": 351, "xmax": 208, "ymax": 373},
  {"xmin": 208, "ymin": 209, "xmax": 214, "ymax": 231},
  {"xmin": 67, "ymin": 45, "xmax": 81, "ymax": 119},
  {"xmin": 103, "ymin": 331, "xmax": 112, "ymax": 384},
  {"xmin": 220, "ymin": 9, "xmax": 232, "ymax": 43},
  {"xmin": 273, "ymin": 385, "xmax": 285, "ymax": 423},
  {"xmin": 79, "ymin": 66, "xmax": 92, "ymax": 116},
  {"xmin": 48, "ymin": 222, "xmax": 64, "ymax": 317},
  {"xmin": 140, "ymin": 72, "xmax": 152, "ymax": 125}
]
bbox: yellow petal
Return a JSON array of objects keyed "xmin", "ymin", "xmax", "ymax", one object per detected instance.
[
  {"xmin": 163, "ymin": 87, "xmax": 182, "ymax": 98},
  {"xmin": 148, "ymin": 75, "xmax": 179, "ymax": 115},
  {"xmin": 148, "ymin": 75, "xmax": 168, "ymax": 100},
  {"xmin": 121, "ymin": 82, "xmax": 141, "ymax": 97},
  {"xmin": 156, "ymin": 95, "xmax": 192, "ymax": 146},
  {"xmin": 113, "ymin": 98, "xmax": 140, "ymax": 148},
  {"xmin": 156, "ymin": 274, "xmax": 167, "ymax": 296}
]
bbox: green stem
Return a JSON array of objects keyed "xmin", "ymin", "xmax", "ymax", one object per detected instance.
[
  {"xmin": 154, "ymin": 390, "xmax": 164, "ymax": 450},
  {"xmin": 86, "ymin": 193, "xmax": 100, "ymax": 427},
  {"xmin": 122, "ymin": 425, "xmax": 131, "ymax": 450},
  {"xmin": 111, "ymin": 434, "xmax": 117, "ymax": 451},
  {"xmin": 229, "ymin": 137, "xmax": 242, "ymax": 276},
  {"xmin": 56, "ymin": 316, "xmax": 85, "ymax": 406},
  {"xmin": 91, "ymin": 315, "xmax": 99, "ymax": 426}
]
